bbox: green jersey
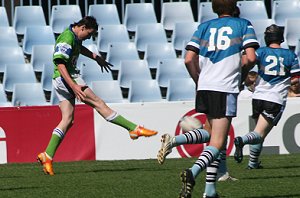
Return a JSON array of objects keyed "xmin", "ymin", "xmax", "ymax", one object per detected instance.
[{"xmin": 53, "ymin": 25, "xmax": 82, "ymax": 79}]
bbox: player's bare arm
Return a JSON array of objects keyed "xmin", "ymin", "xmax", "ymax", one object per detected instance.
[
  {"xmin": 241, "ymin": 47, "xmax": 257, "ymax": 84},
  {"xmin": 185, "ymin": 50, "xmax": 200, "ymax": 85},
  {"xmin": 80, "ymin": 45, "xmax": 113, "ymax": 73}
]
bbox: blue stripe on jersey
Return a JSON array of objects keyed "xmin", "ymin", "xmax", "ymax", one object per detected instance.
[
  {"xmin": 189, "ymin": 17, "xmax": 258, "ymax": 64},
  {"xmin": 256, "ymin": 47, "xmax": 299, "ymax": 85},
  {"xmin": 54, "ymin": 43, "xmax": 72, "ymax": 59},
  {"xmin": 253, "ymin": 46, "xmax": 300, "ymax": 104}
]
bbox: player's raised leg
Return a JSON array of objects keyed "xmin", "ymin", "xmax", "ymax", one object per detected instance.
[
  {"xmin": 82, "ymin": 87, "xmax": 158, "ymax": 140},
  {"xmin": 234, "ymin": 131, "xmax": 262, "ymax": 163},
  {"xmin": 157, "ymin": 128, "xmax": 210, "ymax": 164}
]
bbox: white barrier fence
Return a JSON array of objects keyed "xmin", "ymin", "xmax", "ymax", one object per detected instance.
[
  {"xmin": 94, "ymin": 98, "xmax": 300, "ymax": 160},
  {"xmin": 0, "ymin": 98, "xmax": 299, "ymax": 163}
]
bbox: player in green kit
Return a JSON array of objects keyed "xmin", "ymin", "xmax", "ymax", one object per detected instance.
[{"xmin": 37, "ymin": 16, "xmax": 158, "ymax": 176}]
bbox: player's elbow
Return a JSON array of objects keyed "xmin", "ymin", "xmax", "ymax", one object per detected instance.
[
  {"xmin": 184, "ymin": 51, "xmax": 196, "ymax": 66},
  {"xmin": 244, "ymin": 48, "xmax": 257, "ymax": 66},
  {"xmin": 184, "ymin": 58, "xmax": 192, "ymax": 66}
]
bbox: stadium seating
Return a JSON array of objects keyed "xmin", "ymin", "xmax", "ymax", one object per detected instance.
[
  {"xmin": 91, "ymin": 81, "xmax": 124, "ymax": 103},
  {"xmin": 166, "ymin": 78, "xmax": 195, "ymax": 101},
  {"xmin": 106, "ymin": 42, "xmax": 140, "ymax": 71},
  {"xmin": 80, "ymin": 61, "xmax": 113, "ymax": 87},
  {"xmin": 13, "ymin": 6, "xmax": 46, "ymax": 35},
  {"xmin": 134, "ymin": 23, "xmax": 168, "ymax": 52},
  {"xmin": 97, "ymin": 24, "xmax": 130, "ymax": 53},
  {"xmin": 284, "ymin": 18, "xmax": 300, "ymax": 47},
  {"xmin": 144, "ymin": 43, "xmax": 177, "ymax": 69},
  {"xmin": 0, "ymin": 27, "xmax": 19, "ymax": 47},
  {"xmin": 88, "ymin": 4, "xmax": 120, "ymax": 26},
  {"xmin": 295, "ymin": 39, "xmax": 300, "ymax": 60},
  {"xmin": 0, "ymin": 7, "xmax": 9, "ymax": 27},
  {"xmin": 281, "ymin": 41, "xmax": 290, "ymax": 49},
  {"xmin": 171, "ymin": 22, "xmax": 199, "ymax": 52},
  {"xmin": 0, "ymin": 84, "xmax": 11, "ymax": 107},
  {"xmin": 83, "ymin": 38, "xmax": 94, "ymax": 46},
  {"xmin": 128, "ymin": 80, "xmax": 163, "ymax": 103},
  {"xmin": 22, "ymin": 26, "xmax": 55, "ymax": 55},
  {"xmin": 50, "ymin": 5, "xmax": 82, "ymax": 34},
  {"xmin": 198, "ymin": 2, "xmax": 217, "ymax": 23},
  {"xmin": 181, "ymin": 40, "xmax": 189, "ymax": 58},
  {"xmin": 237, "ymin": 1, "xmax": 268, "ymax": 21},
  {"xmin": 4, "ymin": 1, "xmax": 299, "ymax": 106},
  {"xmin": 251, "ymin": 19, "xmax": 275, "ymax": 46},
  {"xmin": 161, "ymin": 2, "xmax": 194, "ymax": 31},
  {"xmin": 272, "ymin": 0, "xmax": 300, "ymax": 27},
  {"xmin": 12, "ymin": 83, "xmax": 48, "ymax": 106},
  {"xmin": 31, "ymin": 45, "xmax": 54, "ymax": 73},
  {"xmin": 41, "ymin": 63, "xmax": 54, "ymax": 92},
  {"xmin": 3, "ymin": 63, "xmax": 37, "ymax": 93},
  {"xmin": 0, "ymin": 46, "xmax": 25, "ymax": 73},
  {"xmin": 77, "ymin": 44, "xmax": 99, "ymax": 67},
  {"xmin": 156, "ymin": 58, "xmax": 190, "ymax": 88},
  {"xmin": 118, "ymin": 60, "xmax": 152, "ymax": 88},
  {"xmin": 123, "ymin": 3, "xmax": 157, "ymax": 33}
]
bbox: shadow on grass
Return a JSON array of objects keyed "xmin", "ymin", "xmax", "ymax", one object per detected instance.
[
  {"xmin": 242, "ymin": 174, "xmax": 300, "ymax": 180},
  {"xmin": 0, "ymin": 186, "xmax": 41, "ymax": 191},
  {"xmin": 61, "ymin": 166, "xmax": 167, "ymax": 174},
  {"xmin": 244, "ymin": 194, "xmax": 300, "ymax": 198},
  {"xmin": 265, "ymin": 165, "xmax": 300, "ymax": 169},
  {"xmin": 0, "ymin": 175, "xmax": 23, "ymax": 179}
]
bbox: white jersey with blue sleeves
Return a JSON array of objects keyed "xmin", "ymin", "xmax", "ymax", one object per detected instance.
[
  {"xmin": 186, "ymin": 17, "xmax": 259, "ymax": 93},
  {"xmin": 253, "ymin": 47, "xmax": 300, "ymax": 105}
]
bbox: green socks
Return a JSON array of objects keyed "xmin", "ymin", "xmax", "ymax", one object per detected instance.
[
  {"xmin": 106, "ymin": 112, "xmax": 137, "ymax": 131},
  {"xmin": 45, "ymin": 128, "xmax": 65, "ymax": 158}
]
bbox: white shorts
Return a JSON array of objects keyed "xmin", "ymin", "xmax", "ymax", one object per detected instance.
[{"xmin": 52, "ymin": 76, "xmax": 87, "ymax": 102}]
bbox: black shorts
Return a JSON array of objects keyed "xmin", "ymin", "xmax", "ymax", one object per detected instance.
[
  {"xmin": 252, "ymin": 99, "xmax": 284, "ymax": 126},
  {"xmin": 195, "ymin": 90, "xmax": 238, "ymax": 119}
]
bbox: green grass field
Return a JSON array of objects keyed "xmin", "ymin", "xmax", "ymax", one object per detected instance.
[{"xmin": 1, "ymin": 154, "xmax": 300, "ymax": 198}]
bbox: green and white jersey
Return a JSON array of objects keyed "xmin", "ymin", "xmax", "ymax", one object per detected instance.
[{"xmin": 53, "ymin": 25, "xmax": 82, "ymax": 79}]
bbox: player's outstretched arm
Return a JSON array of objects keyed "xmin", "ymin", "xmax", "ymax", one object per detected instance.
[{"xmin": 80, "ymin": 45, "xmax": 113, "ymax": 73}]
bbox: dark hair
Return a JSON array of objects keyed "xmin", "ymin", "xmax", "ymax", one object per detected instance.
[
  {"xmin": 73, "ymin": 16, "xmax": 98, "ymax": 30},
  {"xmin": 232, "ymin": 6, "xmax": 240, "ymax": 18},
  {"xmin": 264, "ymin": 24, "xmax": 284, "ymax": 46},
  {"xmin": 212, "ymin": 0, "xmax": 237, "ymax": 16}
]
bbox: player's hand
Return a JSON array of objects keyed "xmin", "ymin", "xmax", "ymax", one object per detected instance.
[
  {"xmin": 95, "ymin": 55, "xmax": 113, "ymax": 72},
  {"xmin": 71, "ymin": 84, "xmax": 86, "ymax": 102}
]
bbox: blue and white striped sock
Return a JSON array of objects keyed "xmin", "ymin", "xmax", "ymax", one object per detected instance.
[
  {"xmin": 174, "ymin": 128, "xmax": 210, "ymax": 146},
  {"xmin": 205, "ymin": 155, "xmax": 221, "ymax": 197},
  {"xmin": 191, "ymin": 146, "xmax": 219, "ymax": 178},
  {"xmin": 241, "ymin": 131, "xmax": 262, "ymax": 145},
  {"xmin": 248, "ymin": 143, "xmax": 263, "ymax": 168}
]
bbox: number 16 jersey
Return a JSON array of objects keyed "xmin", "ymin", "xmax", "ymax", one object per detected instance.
[{"xmin": 186, "ymin": 16, "xmax": 259, "ymax": 93}]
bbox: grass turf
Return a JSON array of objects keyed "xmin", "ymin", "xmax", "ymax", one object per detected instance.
[{"xmin": 0, "ymin": 154, "xmax": 300, "ymax": 198}]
